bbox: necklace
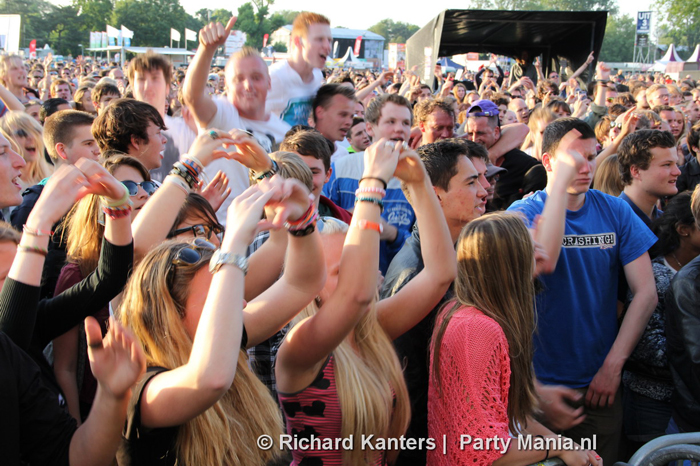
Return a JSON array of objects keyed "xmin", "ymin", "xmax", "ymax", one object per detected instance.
[{"xmin": 671, "ymin": 252, "xmax": 684, "ymax": 269}]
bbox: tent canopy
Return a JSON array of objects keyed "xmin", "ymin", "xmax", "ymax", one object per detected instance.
[
  {"xmin": 437, "ymin": 57, "xmax": 464, "ymax": 70},
  {"xmin": 407, "ymin": 9, "xmax": 607, "ymax": 82},
  {"xmin": 657, "ymin": 44, "xmax": 683, "ymax": 64},
  {"xmin": 687, "ymin": 45, "xmax": 700, "ymax": 63}
]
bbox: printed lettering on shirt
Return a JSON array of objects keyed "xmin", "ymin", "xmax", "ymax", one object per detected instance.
[
  {"xmin": 280, "ymin": 97, "xmax": 312, "ymax": 127},
  {"xmin": 246, "ymin": 129, "xmax": 275, "ymax": 153},
  {"xmin": 386, "ymin": 205, "xmax": 414, "ymax": 227},
  {"xmin": 562, "ymin": 233, "xmax": 616, "ymax": 249}
]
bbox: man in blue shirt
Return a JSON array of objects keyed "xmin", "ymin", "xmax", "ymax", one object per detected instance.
[{"xmin": 509, "ymin": 118, "xmax": 657, "ymax": 465}]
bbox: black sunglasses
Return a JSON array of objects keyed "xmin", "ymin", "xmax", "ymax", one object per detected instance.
[
  {"xmin": 122, "ymin": 180, "xmax": 158, "ymax": 196},
  {"xmin": 168, "ymin": 238, "xmax": 217, "ymax": 290},
  {"xmin": 15, "ymin": 129, "xmax": 28, "ymax": 138},
  {"xmin": 170, "ymin": 223, "xmax": 225, "ymax": 241}
]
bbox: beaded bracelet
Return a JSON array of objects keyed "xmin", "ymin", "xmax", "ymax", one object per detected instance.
[
  {"xmin": 103, "ymin": 204, "xmax": 133, "ymax": 220},
  {"xmin": 355, "ymin": 196, "xmax": 384, "ymax": 212},
  {"xmin": 171, "ymin": 162, "xmax": 200, "ymax": 190},
  {"xmin": 358, "ymin": 176, "xmax": 387, "ymax": 190},
  {"xmin": 285, "ymin": 204, "xmax": 318, "ymax": 232},
  {"xmin": 17, "ymin": 245, "xmax": 48, "ymax": 256},
  {"xmin": 355, "ymin": 187, "xmax": 386, "ymax": 198},
  {"xmin": 253, "ymin": 160, "xmax": 279, "ymax": 181},
  {"xmin": 181, "ymin": 157, "xmax": 202, "ymax": 178},
  {"xmin": 22, "ymin": 225, "xmax": 53, "ymax": 237},
  {"xmin": 183, "ymin": 154, "xmax": 204, "ymax": 173}
]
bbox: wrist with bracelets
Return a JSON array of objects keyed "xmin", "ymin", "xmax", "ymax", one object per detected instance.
[
  {"xmin": 102, "ymin": 183, "xmax": 131, "ymax": 208},
  {"xmin": 23, "ymin": 224, "xmax": 53, "ymax": 237},
  {"xmin": 285, "ymin": 203, "xmax": 318, "ymax": 236},
  {"xmin": 253, "ymin": 159, "xmax": 279, "ymax": 181},
  {"xmin": 101, "ymin": 183, "xmax": 133, "ymax": 220},
  {"xmin": 17, "ymin": 245, "xmax": 48, "ymax": 256},
  {"xmin": 170, "ymin": 162, "xmax": 200, "ymax": 190}
]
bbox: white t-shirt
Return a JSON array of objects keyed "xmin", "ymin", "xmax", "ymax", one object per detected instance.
[
  {"xmin": 204, "ymin": 97, "xmax": 291, "ymax": 225},
  {"xmin": 266, "ymin": 61, "xmax": 324, "ymax": 127},
  {"xmin": 331, "ymin": 143, "xmax": 351, "ymax": 163}
]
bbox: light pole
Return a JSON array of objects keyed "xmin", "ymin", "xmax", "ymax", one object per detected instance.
[{"xmin": 78, "ymin": 43, "xmax": 84, "ymax": 56}]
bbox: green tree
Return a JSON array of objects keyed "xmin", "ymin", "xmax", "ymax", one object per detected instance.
[
  {"xmin": 0, "ymin": 0, "xmax": 55, "ymax": 48},
  {"xmin": 273, "ymin": 10, "xmax": 300, "ymax": 25},
  {"xmin": 367, "ymin": 19, "xmax": 419, "ymax": 48},
  {"xmin": 654, "ymin": 0, "xmax": 700, "ymax": 49},
  {"xmin": 236, "ymin": 0, "xmax": 284, "ymax": 49},
  {"xmin": 112, "ymin": 0, "xmax": 188, "ymax": 47},
  {"xmin": 72, "ymin": 0, "xmax": 113, "ymax": 33},
  {"xmin": 47, "ymin": 5, "xmax": 85, "ymax": 55},
  {"xmin": 598, "ymin": 14, "xmax": 635, "ymax": 62}
]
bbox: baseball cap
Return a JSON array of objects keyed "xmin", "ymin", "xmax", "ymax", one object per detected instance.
[
  {"xmin": 467, "ymin": 99, "xmax": 500, "ymax": 118},
  {"xmin": 485, "ymin": 164, "xmax": 507, "ymax": 178}
]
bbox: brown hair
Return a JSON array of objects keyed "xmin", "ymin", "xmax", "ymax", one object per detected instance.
[
  {"xmin": 280, "ymin": 130, "xmax": 334, "ymax": 173},
  {"xmin": 128, "ymin": 51, "xmax": 172, "ymax": 86},
  {"xmin": 617, "ymin": 129, "xmax": 676, "ymax": 185},
  {"xmin": 43, "ymin": 110, "xmax": 95, "ymax": 162},
  {"xmin": 365, "ymin": 93, "xmax": 412, "ymax": 126},
  {"xmin": 92, "ymin": 98, "xmax": 165, "ymax": 154},
  {"xmin": 413, "ymin": 98, "xmax": 455, "ymax": 125}
]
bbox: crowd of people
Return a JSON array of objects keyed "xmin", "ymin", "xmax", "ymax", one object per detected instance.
[{"xmin": 1, "ymin": 9, "xmax": 700, "ymax": 466}]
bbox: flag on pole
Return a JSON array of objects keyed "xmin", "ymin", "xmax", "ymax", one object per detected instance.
[
  {"xmin": 171, "ymin": 28, "xmax": 181, "ymax": 42},
  {"xmin": 185, "ymin": 28, "xmax": 197, "ymax": 42},
  {"xmin": 106, "ymin": 25, "xmax": 120, "ymax": 46},
  {"xmin": 262, "ymin": 33, "xmax": 269, "ymax": 48},
  {"xmin": 121, "ymin": 25, "xmax": 133, "ymax": 46}
]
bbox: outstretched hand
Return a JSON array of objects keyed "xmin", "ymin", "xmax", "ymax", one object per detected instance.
[
  {"xmin": 187, "ymin": 129, "xmax": 237, "ymax": 167},
  {"xmin": 87, "ymin": 317, "xmax": 146, "ymax": 400},
  {"xmin": 258, "ymin": 176, "xmax": 314, "ymax": 228},
  {"xmin": 224, "ymin": 129, "xmax": 272, "ymax": 173}
]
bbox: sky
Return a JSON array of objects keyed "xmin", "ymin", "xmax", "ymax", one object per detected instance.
[{"xmin": 48, "ymin": 0, "xmax": 655, "ymax": 32}]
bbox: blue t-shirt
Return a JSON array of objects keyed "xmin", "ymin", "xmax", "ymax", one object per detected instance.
[
  {"xmin": 508, "ymin": 189, "xmax": 657, "ymax": 387},
  {"xmin": 323, "ymin": 152, "xmax": 415, "ymax": 274}
]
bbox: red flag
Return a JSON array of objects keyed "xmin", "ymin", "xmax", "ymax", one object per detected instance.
[
  {"xmin": 29, "ymin": 40, "xmax": 36, "ymax": 59},
  {"xmin": 353, "ymin": 36, "xmax": 362, "ymax": 56},
  {"xmin": 263, "ymin": 34, "xmax": 269, "ymax": 48}
]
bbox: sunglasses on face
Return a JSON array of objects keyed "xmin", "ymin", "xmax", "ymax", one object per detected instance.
[
  {"xmin": 122, "ymin": 180, "xmax": 158, "ymax": 196},
  {"xmin": 170, "ymin": 223, "xmax": 225, "ymax": 241},
  {"xmin": 610, "ymin": 122, "xmax": 623, "ymax": 129},
  {"xmin": 15, "ymin": 129, "xmax": 28, "ymax": 138}
]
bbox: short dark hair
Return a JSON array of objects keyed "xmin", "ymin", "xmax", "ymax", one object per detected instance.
[
  {"xmin": 128, "ymin": 50, "xmax": 172, "ymax": 87},
  {"xmin": 351, "ymin": 117, "xmax": 365, "ymax": 128},
  {"xmin": 280, "ymin": 129, "xmax": 334, "ymax": 173},
  {"xmin": 40, "ymin": 98, "xmax": 70, "ymax": 125},
  {"xmin": 92, "ymin": 98, "xmax": 166, "ymax": 153},
  {"xmin": 43, "ymin": 110, "xmax": 95, "ymax": 162},
  {"xmin": 417, "ymin": 138, "xmax": 487, "ymax": 192},
  {"xmin": 541, "ymin": 117, "xmax": 596, "ymax": 157},
  {"xmin": 617, "ymin": 129, "xmax": 675, "ymax": 185},
  {"xmin": 311, "ymin": 84, "xmax": 357, "ymax": 122},
  {"xmin": 649, "ymin": 191, "xmax": 695, "ymax": 258},
  {"xmin": 365, "ymin": 94, "xmax": 413, "ymax": 126},
  {"xmin": 687, "ymin": 121, "xmax": 700, "ymax": 157},
  {"xmin": 92, "ymin": 81, "xmax": 121, "ymax": 104}
]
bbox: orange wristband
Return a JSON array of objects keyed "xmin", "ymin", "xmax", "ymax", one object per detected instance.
[{"xmin": 353, "ymin": 219, "xmax": 383, "ymax": 234}]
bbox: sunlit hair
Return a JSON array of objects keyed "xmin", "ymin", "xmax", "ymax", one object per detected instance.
[
  {"xmin": 167, "ymin": 193, "xmax": 222, "ymax": 239},
  {"xmin": 117, "ymin": 241, "xmax": 283, "ymax": 465},
  {"xmin": 247, "ymin": 151, "xmax": 314, "ymax": 191},
  {"xmin": 593, "ymin": 154, "xmax": 624, "ymax": 197},
  {"xmin": 0, "ymin": 220, "xmax": 20, "ymax": 244},
  {"xmin": 452, "ymin": 82, "xmax": 468, "ymax": 103},
  {"xmin": 431, "ymin": 212, "xmax": 538, "ymax": 433},
  {"xmin": 291, "ymin": 12, "xmax": 330, "ymax": 40},
  {"xmin": 0, "ymin": 55, "xmax": 22, "ymax": 86},
  {"xmin": 521, "ymin": 107, "xmax": 557, "ymax": 160},
  {"xmin": 73, "ymin": 86, "xmax": 94, "ymax": 113},
  {"xmin": 224, "ymin": 46, "xmax": 267, "ymax": 93},
  {"xmin": 0, "ymin": 111, "xmax": 52, "ymax": 185},
  {"xmin": 290, "ymin": 223, "xmax": 410, "ymax": 464},
  {"xmin": 64, "ymin": 155, "xmax": 149, "ymax": 277}
]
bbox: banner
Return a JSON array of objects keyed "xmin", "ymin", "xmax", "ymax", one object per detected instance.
[
  {"xmin": 29, "ymin": 39, "xmax": 36, "ymax": 58},
  {"xmin": 121, "ymin": 25, "xmax": 133, "ymax": 47},
  {"xmin": 171, "ymin": 28, "xmax": 180, "ymax": 42},
  {"xmin": 353, "ymin": 36, "xmax": 362, "ymax": 57},
  {"xmin": 262, "ymin": 33, "xmax": 269, "ymax": 48},
  {"xmin": 101, "ymin": 32, "xmax": 107, "ymax": 48},
  {"xmin": 224, "ymin": 30, "xmax": 246, "ymax": 56},
  {"xmin": 636, "ymin": 11, "xmax": 651, "ymax": 34},
  {"xmin": 185, "ymin": 28, "xmax": 196, "ymax": 42}
]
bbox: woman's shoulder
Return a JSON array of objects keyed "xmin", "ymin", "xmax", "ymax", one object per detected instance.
[{"xmin": 444, "ymin": 305, "xmax": 504, "ymax": 335}]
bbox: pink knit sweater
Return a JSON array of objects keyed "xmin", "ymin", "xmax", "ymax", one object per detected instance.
[{"xmin": 428, "ymin": 305, "xmax": 511, "ymax": 465}]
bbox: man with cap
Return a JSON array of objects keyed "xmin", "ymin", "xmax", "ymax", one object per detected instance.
[
  {"xmin": 466, "ymin": 99, "xmax": 539, "ymax": 210},
  {"xmin": 484, "ymin": 163, "xmax": 507, "ymax": 212}
]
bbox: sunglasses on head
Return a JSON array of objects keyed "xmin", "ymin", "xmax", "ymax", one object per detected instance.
[
  {"xmin": 170, "ymin": 223, "xmax": 225, "ymax": 241},
  {"xmin": 168, "ymin": 238, "xmax": 217, "ymax": 289},
  {"xmin": 122, "ymin": 180, "xmax": 158, "ymax": 196}
]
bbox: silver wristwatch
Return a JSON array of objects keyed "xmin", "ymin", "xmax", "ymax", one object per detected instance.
[{"xmin": 209, "ymin": 250, "xmax": 248, "ymax": 275}]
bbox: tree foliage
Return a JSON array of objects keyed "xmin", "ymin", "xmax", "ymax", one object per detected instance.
[
  {"xmin": 112, "ymin": 0, "xmax": 189, "ymax": 47},
  {"xmin": 599, "ymin": 14, "xmax": 635, "ymax": 62},
  {"xmin": 0, "ymin": 0, "xmax": 55, "ymax": 48},
  {"xmin": 235, "ymin": 0, "xmax": 286, "ymax": 49},
  {"xmin": 367, "ymin": 19, "xmax": 419, "ymax": 47},
  {"xmin": 654, "ymin": 0, "xmax": 700, "ymax": 49}
]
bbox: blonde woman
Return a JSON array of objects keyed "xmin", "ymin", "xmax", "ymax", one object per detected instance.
[
  {"xmin": 521, "ymin": 107, "xmax": 558, "ymax": 160},
  {"xmin": 429, "ymin": 213, "xmax": 601, "ymax": 466},
  {"xmin": 0, "ymin": 110, "xmax": 53, "ymax": 188},
  {"xmin": 116, "ymin": 175, "xmax": 325, "ymax": 465},
  {"xmin": 275, "ymin": 140, "xmax": 456, "ymax": 465}
]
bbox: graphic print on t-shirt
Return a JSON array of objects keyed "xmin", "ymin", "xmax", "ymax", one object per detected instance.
[
  {"xmin": 562, "ymin": 232, "xmax": 616, "ymax": 249},
  {"xmin": 280, "ymin": 97, "xmax": 313, "ymax": 127}
]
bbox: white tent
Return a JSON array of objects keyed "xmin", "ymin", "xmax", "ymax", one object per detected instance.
[
  {"xmin": 686, "ymin": 44, "xmax": 700, "ymax": 63},
  {"xmin": 657, "ymin": 44, "xmax": 684, "ymax": 64}
]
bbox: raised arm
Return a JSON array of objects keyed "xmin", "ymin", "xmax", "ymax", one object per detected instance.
[
  {"xmin": 376, "ymin": 150, "xmax": 456, "ymax": 339},
  {"xmin": 275, "ymin": 139, "xmax": 399, "ymax": 377},
  {"xmin": 568, "ymin": 51, "xmax": 595, "ymax": 82},
  {"xmin": 356, "ymin": 71, "xmax": 391, "ymax": 102},
  {"xmin": 0, "ymin": 83, "xmax": 25, "ymax": 111},
  {"xmin": 138, "ymin": 184, "xmax": 274, "ymax": 428},
  {"xmin": 182, "ymin": 18, "xmax": 236, "ymax": 128},
  {"xmin": 482, "ymin": 123, "xmax": 530, "ymax": 165}
]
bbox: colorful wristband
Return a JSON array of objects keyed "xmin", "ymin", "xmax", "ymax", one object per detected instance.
[
  {"xmin": 355, "ymin": 196, "xmax": 384, "ymax": 212},
  {"xmin": 22, "ymin": 225, "xmax": 53, "ymax": 237},
  {"xmin": 17, "ymin": 245, "xmax": 48, "ymax": 256}
]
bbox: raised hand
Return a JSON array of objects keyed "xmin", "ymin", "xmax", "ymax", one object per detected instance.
[
  {"xmin": 224, "ymin": 130, "xmax": 271, "ymax": 173},
  {"xmin": 28, "ymin": 164, "xmax": 90, "ymax": 229},
  {"xmin": 74, "ymin": 158, "xmax": 127, "ymax": 201},
  {"xmin": 224, "ymin": 184, "xmax": 277, "ymax": 243},
  {"xmin": 258, "ymin": 175, "xmax": 314, "ymax": 228},
  {"xmin": 363, "ymin": 138, "xmax": 402, "ymax": 183},
  {"xmin": 200, "ymin": 170, "xmax": 231, "ymax": 212},
  {"xmin": 86, "ymin": 317, "xmax": 146, "ymax": 400},
  {"xmin": 187, "ymin": 129, "xmax": 237, "ymax": 167},
  {"xmin": 198, "ymin": 17, "xmax": 237, "ymax": 50},
  {"xmin": 393, "ymin": 148, "xmax": 427, "ymax": 184}
]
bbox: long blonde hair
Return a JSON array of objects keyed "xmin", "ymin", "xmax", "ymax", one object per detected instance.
[
  {"xmin": 293, "ymin": 219, "xmax": 411, "ymax": 465},
  {"xmin": 0, "ymin": 111, "xmax": 52, "ymax": 185},
  {"xmin": 431, "ymin": 213, "xmax": 538, "ymax": 433},
  {"xmin": 117, "ymin": 241, "xmax": 283, "ymax": 465}
]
